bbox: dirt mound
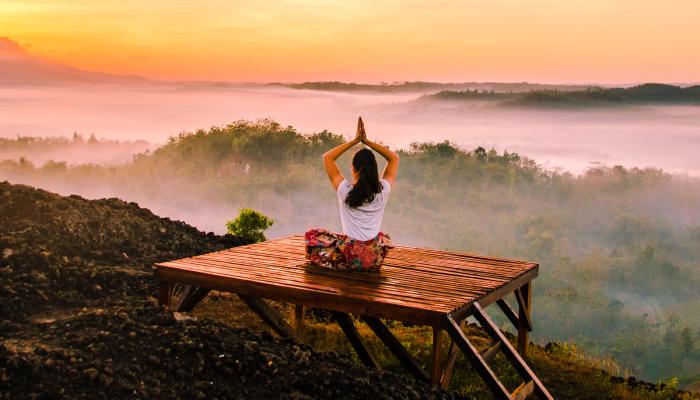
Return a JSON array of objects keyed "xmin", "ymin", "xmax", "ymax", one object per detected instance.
[
  {"xmin": 1, "ymin": 301, "xmax": 460, "ymax": 400},
  {"xmin": 0, "ymin": 181, "xmax": 248, "ymax": 321},
  {"xmin": 0, "ymin": 182, "xmax": 463, "ymax": 399}
]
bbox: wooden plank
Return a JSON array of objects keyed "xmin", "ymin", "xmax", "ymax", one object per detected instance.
[
  {"xmin": 174, "ymin": 285, "xmax": 211, "ymax": 312},
  {"xmin": 517, "ymin": 283, "xmax": 533, "ymax": 355},
  {"xmin": 431, "ymin": 327, "xmax": 443, "ymax": 385},
  {"xmin": 440, "ymin": 319, "xmax": 466, "ymax": 389},
  {"xmin": 237, "ymin": 294, "xmax": 296, "ymax": 339},
  {"xmin": 470, "ymin": 303, "xmax": 554, "ymax": 400},
  {"xmin": 444, "ymin": 314, "xmax": 512, "ymax": 400},
  {"xmin": 363, "ymin": 316, "xmax": 430, "ymax": 383},
  {"xmin": 512, "ymin": 380, "xmax": 535, "ymax": 400},
  {"xmin": 332, "ymin": 312, "xmax": 379, "ymax": 368},
  {"xmin": 161, "ymin": 257, "xmax": 475, "ymax": 307},
  {"xmin": 496, "ymin": 298, "xmax": 521, "ymax": 331}
]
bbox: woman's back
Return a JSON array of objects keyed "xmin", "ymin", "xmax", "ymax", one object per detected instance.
[{"xmin": 337, "ymin": 178, "xmax": 391, "ymax": 241}]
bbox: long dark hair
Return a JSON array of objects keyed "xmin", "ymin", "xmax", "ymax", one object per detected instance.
[{"xmin": 345, "ymin": 148, "xmax": 382, "ymax": 208}]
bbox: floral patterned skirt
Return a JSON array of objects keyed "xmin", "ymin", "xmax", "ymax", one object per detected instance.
[{"xmin": 304, "ymin": 228, "xmax": 394, "ymax": 272}]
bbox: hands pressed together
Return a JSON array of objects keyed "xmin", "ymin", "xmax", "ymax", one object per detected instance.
[{"xmin": 354, "ymin": 116, "xmax": 369, "ymax": 144}]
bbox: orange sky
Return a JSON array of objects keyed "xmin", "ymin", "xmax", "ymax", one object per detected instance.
[{"xmin": 2, "ymin": 0, "xmax": 699, "ymax": 84}]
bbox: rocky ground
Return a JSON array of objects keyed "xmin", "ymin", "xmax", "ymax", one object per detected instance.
[{"xmin": 0, "ymin": 182, "xmax": 463, "ymax": 399}]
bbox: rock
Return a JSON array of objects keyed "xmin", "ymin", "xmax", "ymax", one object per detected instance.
[
  {"xmin": 83, "ymin": 368, "xmax": 99, "ymax": 381},
  {"xmin": 173, "ymin": 312, "xmax": 196, "ymax": 322},
  {"xmin": 2, "ymin": 248, "xmax": 13, "ymax": 259}
]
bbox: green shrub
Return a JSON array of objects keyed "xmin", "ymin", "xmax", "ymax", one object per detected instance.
[{"xmin": 225, "ymin": 208, "xmax": 274, "ymax": 243}]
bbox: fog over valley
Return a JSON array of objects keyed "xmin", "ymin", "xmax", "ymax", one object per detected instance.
[{"xmin": 2, "ymin": 82, "xmax": 700, "ymax": 176}]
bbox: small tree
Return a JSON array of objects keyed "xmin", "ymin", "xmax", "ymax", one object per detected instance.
[{"xmin": 226, "ymin": 208, "xmax": 273, "ymax": 243}]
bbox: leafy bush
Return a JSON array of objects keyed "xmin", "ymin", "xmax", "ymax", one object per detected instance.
[{"xmin": 225, "ymin": 208, "xmax": 274, "ymax": 243}]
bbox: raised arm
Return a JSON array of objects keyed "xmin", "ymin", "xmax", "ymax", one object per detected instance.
[
  {"xmin": 359, "ymin": 118, "xmax": 399, "ymax": 186},
  {"xmin": 322, "ymin": 123, "xmax": 361, "ymax": 190}
]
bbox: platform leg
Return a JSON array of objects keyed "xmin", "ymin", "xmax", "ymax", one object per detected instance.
[
  {"xmin": 294, "ymin": 305, "xmax": 305, "ymax": 337},
  {"xmin": 441, "ymin": 319, "xmax": 466, "ymax": 389},
  {"xmin": 333, "ymin": 312, "xmax": 378, "ymax": 368},
  {"xmin": 238, "ymin": 294, "xmax": 296, "ymax": 339},
  {"xmin": 363, "ymin": 316, "xmax": 430, "ymax": 382},
  {"xmin": 517, "ymin": 282, "xmax": 532, "ymax": 356},
  {"xmin": 431, "ymin": 327, "xmax": 443, "ymax": 385},
  {"xmin": 175, "ymin": 285, "xmax": 211, "ymax": 312},
  {"xmin": 158, "ymin": 281, "xmax": 171, "ymax": 308}
]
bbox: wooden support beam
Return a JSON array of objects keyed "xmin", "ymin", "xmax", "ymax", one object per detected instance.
[
  {"xmin": 496, "ymin": 298, "xmax": 520, "ymax": 331},
  {"xmin": 175, "ymin": 285, "xmax": 211, "ymax": 312},
  {"xmin": 332, "ymin": 312, "xmax": 379, "ymax": 368},
  {"xmin": 512, "ymin": 380, "xmax": 535, "ymax": 400},
  {"xmin": 237, "ymin": 294, "xmax": 296, "ymax": 339},
  {"xmin": 363, "ymin": 316, "xmax": 430, "ymax": 383},
  {"xmin": 294, "ymin": 305, "xmax": 305, "ymax": 337},
  {"xmin": 515, "ymin": 287, "xmax": 533, "ymax": 331},
  {"xmin": 452, "ymin": 268, "xmax": 538, "ymax": 321},
  {"xmin": 471, "ymin": 303, "xmax": 554, "ymax": 400},
  {"xmin": 516, "ymin": 283, "xmax": 533, "ymax": 355},
  {"xmin": 158, "ymin": 281, "xmax": 171, "ymax": 308},
  {"xmin": 431, "ymin": 327, "xmax": 443, "ymax": 385},
  {"xmin": 480, "ymin": 340, "xmax": 503, "ymax": 366},
  {"xmin": 444, "ymin": 314, "xmax": 512, "ymax": 399},
  {"xmin": 440, "ymin": 319, "xmax": 466, "ymax": 389}
]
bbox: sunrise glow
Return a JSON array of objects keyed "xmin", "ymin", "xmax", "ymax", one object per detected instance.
[{"xmin": 2, "ymin": 0, "xmax": 699, "ymax": 83}]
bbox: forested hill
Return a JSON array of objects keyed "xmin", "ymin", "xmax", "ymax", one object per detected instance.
[
  {"xmin": 276, "ymin": 80, "xmax": 592, "ymax": 93},
  {"xmin": 423, "ymin": 83, "xmax": 700, "ymax": 107}
]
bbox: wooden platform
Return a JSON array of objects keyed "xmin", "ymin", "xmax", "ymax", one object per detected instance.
[{"xmin": 154, "ymin": 235, "xmax": 554, "ymax": 400}]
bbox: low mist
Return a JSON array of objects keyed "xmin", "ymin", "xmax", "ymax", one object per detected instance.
[{"xmin": 1, "ymin": 83, "xmax": 700, "ymax": 175}]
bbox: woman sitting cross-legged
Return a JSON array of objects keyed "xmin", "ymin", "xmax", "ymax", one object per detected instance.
[{"xmin": 305, "ymin": 117, "xmax": 399, "ymax": 272}]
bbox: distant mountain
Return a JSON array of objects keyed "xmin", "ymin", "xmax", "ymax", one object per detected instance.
[
  {"xmin": 277, "ymin": 80, "xmax": 594, "ymax": 93},
  {"xmin": 0, "ymin": 37, "xmax": 155, "ymax": 85},
  {"xmin": 422, "ymin": 83, "xmax": 700, "ymax": 107}
]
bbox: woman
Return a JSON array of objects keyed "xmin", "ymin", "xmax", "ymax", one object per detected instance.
[{"xmin": 305, "ymin": 117, "xmax": 399, "ymax": 272}]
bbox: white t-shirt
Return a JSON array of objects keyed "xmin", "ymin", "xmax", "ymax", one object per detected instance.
[{"xmin": 336, "ymin": 178, "xmax": 391, "ymax": 241}]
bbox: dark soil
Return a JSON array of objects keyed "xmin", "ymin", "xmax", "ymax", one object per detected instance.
[
  {"xmin": 0, "ymin": 181, "xmax": 247, "ymax": 322},
  {"xmin": 0, "ymin": 182, "xmax": 463, "ymax": 400},
  {"xmin": 1, "ymin": 301, "xmax": 458, "ymax": 400}
]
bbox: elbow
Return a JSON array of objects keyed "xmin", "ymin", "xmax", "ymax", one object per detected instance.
[{"xmin": 322, "ymin": 152, "xmax": 334, "ymax": 165}]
